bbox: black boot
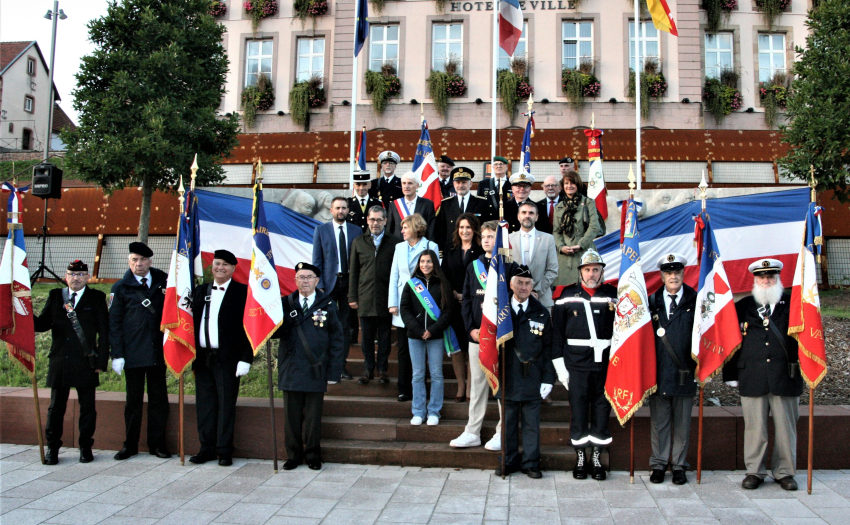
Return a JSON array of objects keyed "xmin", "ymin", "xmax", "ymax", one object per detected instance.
[
  {"xmin": 572, "ymin": 448, "xmax": 588, "ymax": 480},
  {"xmin": 591, "ymin": 446, "xmax": 606, "ymax": 480},
  {"xmin": 45, "ymin": 447, "xmax": 59, "ymax": 465}
]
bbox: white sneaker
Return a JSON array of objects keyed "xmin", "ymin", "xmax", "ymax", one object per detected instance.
[
  {"xmin": 450, "ymin": 432, "xmax": 481, "ymax": 448},
  {"xmin": 410, "ymin": 416, "xmax": 423, "ymax": 426},
  {"xmin": 426, "ymin": 415, "xmax": 439, "ymax": 426},
  {"xmin": 484, "ymin": 433, "xmax": 502, "ymax": 451}
]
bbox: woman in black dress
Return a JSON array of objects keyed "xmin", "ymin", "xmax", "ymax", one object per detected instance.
[{"xmin": 440, "ymin": 213, "xmax": 484, "ymax": 402}]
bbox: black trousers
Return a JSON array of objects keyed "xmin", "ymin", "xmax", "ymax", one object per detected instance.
[
  {"xmin": 331, "ymin": 276, "xmax": 351, "ymax": 362},
  {"xmin": 46, "ymin": 385, "xmax": 96, "ymax": 449},
  {"xmin": 360, "ymin": 316, "xmax": 392, "ymax": 374},
  {"xmin": 503, "ymin": 398, "xmax": 542, "ymax": 469},
  {"xmin": 282, "ymin": 390, "xmax": 324, "ymax": 463},
  {"xmin": 123, "ymin": 365, "xmax": 169, "ymax": 451},
  {"xmin": 396, "ymin": 328, "xmax": 412, "ymax": 397},
  {"xmin": 568, "ymin": 368, "xmax": 612, "ymax": 446},
  {"xmin": 194, "ymin": 361, "xmax": 240, "ymax": 457}
]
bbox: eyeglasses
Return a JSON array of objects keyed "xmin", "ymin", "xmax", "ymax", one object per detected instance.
[
  {"xmin": 543, "ymin": 184, "xmax": 558, "ymax": 188},
  {"xmin": 295, "ymin": 276, "xmax": 317, "ymax": 281},
  {"xmin": 367, "ymin": 218, "xmax": 385, "ymax": 223},
  {"xmin": 66, "ymin": 273, "xmax": 88, "ymax": 279}
]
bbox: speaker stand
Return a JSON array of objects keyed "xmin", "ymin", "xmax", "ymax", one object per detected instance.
[{"xmin": 30, "ymin": 198, "xmax": 63, "ymax": 283}]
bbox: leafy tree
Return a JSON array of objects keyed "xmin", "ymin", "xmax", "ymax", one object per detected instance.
[
  {"xmin": 778, "ymin": 0, "xmax": 850, "ymax": 202},
  {"xmin": 61, "ymin": 0, "xmax": 240, "ymax": 241}
]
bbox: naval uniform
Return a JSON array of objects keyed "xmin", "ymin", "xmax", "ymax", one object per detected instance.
[
  {"xmin": 433, "ymin": 193, "xmax": 496, "ymax": 251},
  {"xmin": 347, "ymin": 195, "xmax": 383, "ymax": 233},
  {"xmin": 370, "ymin": 174, "xmax": 403, "ymax": 207}
]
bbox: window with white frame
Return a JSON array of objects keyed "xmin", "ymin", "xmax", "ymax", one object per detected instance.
[
  {"xmin": 370, "ymin": 25, "xmax": 399, "ymax": 72},
  {"xmin": 432, "ymin": 23, "xmax": 463, "ymax": 74},
  {"xmin": 499, "ymin": 23, "xmax": 528, "ymax": 71},
  {"xmin": 245, "ymin": 40, "xmax": 273, "ymax": 87},
  {"xmin": 297, "ymin": 38, "xmax": 325, "ymax": 82},
  {"xmin": 705, "ymin": 33, "xmax": 733, "ymax": 79},
  {"xmin": 758, "ymin": 33, "xmax": 786, "ymax": 83},
  {"xmin": 24, "ymin": 96, "xmax": 34, "ymax": 113},
  {"xmin": 629, "ymin": 21, "xmax": 660, "ymax": 71},
  {"xmin": 562, "ymin": 21, "xmax": 593, "ymax": 70}
]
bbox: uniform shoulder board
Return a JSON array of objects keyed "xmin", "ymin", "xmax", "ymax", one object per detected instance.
[
  {"xmin": 473, "ymin": 195, "xmax": 486, "ymax": 200},
  {"xmin": 441, "ymin": 196, "xmax": 453, "ymax": 202}
]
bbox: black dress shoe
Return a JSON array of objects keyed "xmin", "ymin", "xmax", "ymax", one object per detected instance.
[
  {"xmin": 79, "ymin": 448, "xmax": 94, "ymax": 463},
  {"xmin": 307, "ymin": 459, "xmax": 322, "ymax": 470},
  {"xmin": 522, "ymin": 467, "xmax": 543, "ymax": 479},
  {"xmin": 45, "ymin": 448, "xmax": 59, "ymax": 465},
  {"xmin": 741, "ymin": 474, "xmax": 764, "ymax": 489},
  {"xmin": 672, "ymin": 470, "xmax": 687, "ymax": 485},
  {"xmin": 379, "ymin": 372, "xmax": 390, "ymax": 385},
  {"xmin": 218, "ymin": 457, "xmax": 233, "ymax": 466},
  {"xmin": 397, "ymin": 394, "xmax": 410, "ymax": 402},
  {"xmin": 149, "ymin": 447, "xmax": 172, "ymax": 459},
  {"xmin": 340, "ymin": 367, "xmax": 353, "ymax": 380},
  {"xmin": 282, "ymin": 459, "xmax": 300, "ymax": 470},
  {"xmin": 358, "ymin": 372, "xmax": 371, "ymax": 385},
  {"xmin": 189, "ymin": 451, "xmax": 217, "ymax": 464},
  {"xmin": 114, "ymin": 448, "xmax": 138, "ymax": 460},
  {"xmin": 572, "ymin": 448, "xmax": 588, "ymax": 480},
  {"xmin": 650, "ymin": 469, "xmax": 665, "ymax": 484},
  {"xmin": 495, "ymin": 464, "xmax": 518, "ymax": 477},
  {"xmin": 777, "ymin": 476, "xmax": 798, "ymax": 491}
]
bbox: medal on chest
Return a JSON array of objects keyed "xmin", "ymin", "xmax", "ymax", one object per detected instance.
[{"xmin": 313, "ymin": 309, "xmax": 327, "ymax": 327}]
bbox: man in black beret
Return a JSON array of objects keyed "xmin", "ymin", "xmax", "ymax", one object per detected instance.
[
  {"xmin": 35, "ymin": 260, "xmax": 109, "ymax": 464},
  {"xmin": 438, "ymin": 155, "xmax": 456, "ymax": 198},
  {"xmin": 109, "ymin": 242, "xmax": 171, "ymax": 460},
  {"xmin": 189, "ymin": 250, "xmax": 253, "ymax": 466}
]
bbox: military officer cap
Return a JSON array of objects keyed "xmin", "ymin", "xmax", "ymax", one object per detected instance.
[
  {"xmin": 295, "ymin": 262, "xmax": 321, "ymax": 278},
  {"xmin": 492, "ymin": 156, "xmax": 509, "ymax": 164},
  {"xmin": 213, "ymin": 249, "xmax": 238, "ymax": 265},
  {"xmin": 67, "ymin": 260, "xmax": 88, "ymax": 272},
  {"xmin": 509, "ymin": 172, "xmax": 535, "ymax": 185},
  {"xmin": 378, "ymin": 151, "xmax": 400, "ymax": 164},
  {"xmin": 657, "ymin": 253, "xmax": 687, "ymax": 272},
  {"xmin": 352, "ymin": 170, "xmax": 371, "ymax": 182},
  {"xmin": 578, "ymin": 249, "xmax": 606, "ymax": 268},
  {"xmin": 512, "ymin": 264, "xmax": 533, "ymax": 280},
  {"xmin": 438, "ymin": 155, "xmax": 455, "ymax": 166},
  {"xmin": 450, "ymin": 166, "xmax": 475, "ymax": 181},
  {"xmin": 559, "ymin": 157, "xmax": 575, "ymax": 165},
  {"xmin": 748, "ymin": 258, "xmax": 783, "ymax": 275},
  {"xmin": 128, "ymin": 242, "xmax": 153, "ymax": 257}
]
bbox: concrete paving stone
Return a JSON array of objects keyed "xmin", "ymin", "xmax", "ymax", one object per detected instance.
[
  {"xmin": 0, "ymin": 468, "xmax": 50, "ymax": 489},
  {"xmin": 262, "ymin": 470, "xmax": 320, "ymax": 488},
  {"xmin": 150, "ymin": 481, "xmax": 213, "ymax": 500},
  {"xmin": 0, "ymin": 460, "xmax": 30, "ymax": 473},
  {"xmin": 20, "ymin": 489, "xmax": 95, "ymax": 511},
  {"xmin": 711, "ymin": 507, "xmax": 775, "ymax": 525},
  {"xmin": 390, "ymin": 485, "xmax": 445, "ymax": 504},
  {"xmin": 230, "ymin": 462, "xmax": 276, "ymax": 480},
  {"xmin": 696, "ymin": 490, "xmax": 757, "ymax": 509},
  {"xmin": 510, "ymin": 489, "xmax": 559, "ymax": 507},
  {"xmin": 608, "ymin": 507, "xmax": 667, "ymax": 525},
  {"xmin": 560, "ymin": 519, "xmax": 614, "ymax": 525},
  {"xmin": 510, "ymin": 475, "xmax": 556, "ymax": 491},
  {"xmin": 483, "ymin": 521, "xmax": 507, "ymax": 525},
  {"xmin": 772, "ymin": 519, "xmax": 828, "ymax": 525},
  {"xmin": 669, "ymin": 519, "xmax": 721, "ymax": 525},
  {"xmin": 335, "ymin": 488, "xmax": 393, "ymax": 510},
  {"xmin": 177, "ymin": 468, "xmax": 233, "ymax": 485},
  {"xmin": 297, "ymin": 480, "xmax": 359, "ymax": 500},
  {"xmin": 814, "ymin": 507, "xmax": 850, "ymax": 525},
  {"xmin": 121, "ymin": 470, "xmax": 187, "ymax": 487},
  {"xmin": 823, "ymin": 480, "xmax": 850, "ymax": 498},
  {"xmin": 751, "ymin": 498, "xmax": 819, "ymax": 518},
  {"xmin": 264, "ymin": 517, "xmax": 321, "ymax": 525},
  {"xmin": 486, "ymin": 494, "xmax": 508, "ymax": 507},
  {"xmin": 487, "ymin": 480, "xmax": 510, "ymax": 495},
  {"xmin": 147, "ymin": 459, "xmax": 201, "ymax": 473},
  {"xmin": 484, "ymin": 505, "xmax": 507, "ymax": 521},
  {"xmin": 207, "ymin": 475, "xmax": 265, "ymax": 495},
  {"xmin": 555, "ymin": 481, "xmax": 605, "ymax": 499},
  {"xmin": 351, "ymin": 475, "xmax": 403, "ymax": 492},
  {"xmin": 427, "ymin": 513, "xmax": 483, "ymax": 525},
  {"xmin": 400, "ymin": 472, "xmax": 449, "ymax": 488},
  {"xmin": 377, "ymin": 502, "xmax": 435, "ymax": 523},
  {"xmin": 442, "ymin": 480, "xmax": 489, "ymax": 497},
  {"xmin": 642, "ymin": 479, "xmax": 699, "ymax": 499},
  {"xmin": 88, "ymin": 483, "xmax": 158, "ymax": 505},
  {"xmin": 0, "ymin": 507, "xmax": 61, "ymax": 525},
  {"xmin": 181, "ymin": 491, "xmax": 244, "ymax": 512},
  {"xmin": 115, "ymin": 495, "xmax": 183, "ymax": 519},
  {"xmin": 600, "ymin": 472, "xmax": 648, "ymax": 490},
  {"xmin": 656, "ymin": 497, "xmax": 715, "ymax": 519},
  {"xmin": 319, "ymin": 508, "xmax": 381, "ymax": 525},
  {"xmin": 814, "ymin": 471, "xmax": 850, "ymax": 481},
  {"xmin": 314, "ymin": 468, "xmax": 365, "ymax": 484},
  {"xmin": 96, "ymin": 517, "xmax": 156, "ymax": 525},
  {"xmin": 0, "ymin": 444, "xmax": 33, "ymax": 456},
  {"xmin": 362, "ymin": 469, "xmax": 407, "ymax": 480},
  {"xmin": 603, "ymin": 490, "xmax": 656, "ymax": 508},
  {"xmin": 276, "ymin": 496, "xmax": 339, "ymax": 519},
  {"xmin": 98, "ymin": 461, "xmax": 158, "ymax": 478},
  {"xmin": 558, "ymin": 498, "xmax": 611, "ymax": 518},
  {"xmin": 2, "ymin": 479, "xmax": 73, "ymax": 499},
  {"xmin": 435, "ymin": 494, "xmax": 486, "ymax": 515},
  {"xmin": 0, "ymin": 496, "xmax": 34, "ymax": 514},
  {"xmin": 239, "ymin": 486, "xmax": 299, "ymax": 505},
  {"xmin": 507, "ymin": 504, "xmax": 561, "ymax": 524},
  {"xmin": 46, "ymin": 502, "xmax": 125, "ymax": 525},
  {"xmin": 38, "ymin": 466, "xmax": 100, "ymax": 483},
  {"xmin": 796, "ymin": 488, "xmax": 850, "ymax": 508},
  {"xmin": 447, "ymin": 471, "xmax": 493, "ymax": 481},
  {"xmin": 63, "ymin": 474, "xmax": 129, "ymax": 493},
  {"xmin": 213, "ymin": 502, "xmax": 282, "ymax": 524},
  {"xmin": 156, "ymin": 509, "xmax": 221, "ymax": 525},
  {"xmin": 5, "ymin": 449, "xmax": 48, "ymax": 464}
]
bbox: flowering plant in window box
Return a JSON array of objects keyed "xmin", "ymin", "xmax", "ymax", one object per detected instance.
[
  {"xmin": 497, "ymin": 58, "xmax": 534, "ymax": 118},
  {"xmin": 628, "ymin": 58, "xmax": 667, "ymax": 119},
  {"xmin": 754, "ymin": 0, "xmax": 791, "ymax": 30},
  {"xmin": 703, "ymin": 70, "xmax": 743, "ymax": 122},
  {"xmin": 427, "ymin": 59, "xmax": 466, "ymax": 117},
  {"xmin": 307, "ymin": 0, "xmax": 328, "ymax": 15},
  {"xmin": 759, "ymin": 72, "xmax": 790, "ymax": 129},
  {"xmin": 562, "ymin": 60, "xmax": 600, "ymax": 108},
  {"xmin": 210, "ymin": 1, "xmax": 227, "ymax": 17},
  {"xmin": 294, "ymin": 0, "xmax": 328, "ymax": 26},
  {"xmin": 290, "ymin": 75, "xmax": 325, "ymax": 127},
  {"xmin": 365, "ymin": 63, "xmax": 402, "ymax": 114},
  {"xmin": 244, "ymin": 0, "xmax": 277, "ymax": 33},
  {"xmin": 241, "ymin": 74, "xmax": 275, "ymax": 129},
  {"xmin": 703, "ymin": 0, "xmax": 737, "ymax": 33}
]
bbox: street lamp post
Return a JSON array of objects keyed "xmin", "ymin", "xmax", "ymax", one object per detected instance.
[{"xmin": 43, "ymin": 1, "xmax": 67, "ymax": 161}]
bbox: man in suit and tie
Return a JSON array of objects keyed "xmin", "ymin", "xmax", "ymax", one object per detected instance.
[
  {"xmin": 370, "ymin": 151, "xmax": 403, "ymax": 206},
  {"xmin": 437, "ymin": 155, "xmax": 456, "ymax": 198},
  {"xmin": 35, "ymin": 260, "xmax": 109, "ymax": 465},
  {"xmin": 509, "ymin": 201, "xmax": 559, "ymax": 310},
  {"xmin": 189, "ymin": 250, "xmax": 254, "ymax": 466},
  {"xmin": 385, "ymin": 171, "xmax": 436, "ymax": 240},
  {"xmin": 348, "ymin": 170, "xmax": 382, "ymax": 233},
  {"xmin": 313, "ymin": 197, "xmax": 363, "ymax": 380},
  {"xmin": 504, "ymin": 172, "xmax": 537, "ymax": 233},
  {"xmin": 434, "ymin": 167, "xmax": 495, "ymax": 250},
  {"xmin": 477, "ymin": 156, "xmax": 512, "ymax": 210},
  {"xmin": 536, "ymin": 175, "xmax": 562, "ymax": 235}
]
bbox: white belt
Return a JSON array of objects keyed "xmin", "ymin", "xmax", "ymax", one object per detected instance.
[{"xmin": 580, "ymin": 299, "xmax": 607, "ymax": 363}]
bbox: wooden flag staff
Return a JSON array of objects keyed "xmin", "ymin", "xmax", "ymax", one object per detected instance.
[{"xmin": 696, "ymin": 173, "xmax": 708, "ymax": 484}]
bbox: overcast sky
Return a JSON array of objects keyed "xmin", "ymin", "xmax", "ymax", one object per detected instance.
[{"xmin": 1, "ymin": 0, "xmax": 110, "ymax": 125}]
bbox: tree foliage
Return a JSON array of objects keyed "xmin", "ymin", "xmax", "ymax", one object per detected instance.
[
  {"xmin": 61, "ymin": 0, "xmax": 240, "ymax": 241},
  {"xmin": 778, "ymin": 0, "xmax": 850, "ymax": 202}
]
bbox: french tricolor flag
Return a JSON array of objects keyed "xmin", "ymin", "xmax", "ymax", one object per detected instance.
[{"xmin": 499, "ymin": 0, "xmax": 523, "ymax": 56}]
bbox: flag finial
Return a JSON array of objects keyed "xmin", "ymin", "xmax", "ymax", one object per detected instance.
[
  {"xmin": 526, "ymin": 94, "xmax": 533, "ymax": 113},
  {"xmin": 420, "ymin": 102, "xmax": 424, "ymax": 124},
  {"xmin": 699, "ymin": 170, "xmax": 708, "ymax": 212},
  {"xmin": 809, "ymin": 165, "xmax": 817, "ymax": 203},
  {"xmin": 628, "ymin": 164, "xmax": 636, "ymax": 197},
  {"xmin": 178, "ymin": 174, "xmax": 185, "ymax": 210},
  {"xmin": 256, "ymin": 159, "xmax": 264, "ymax": 183},
  {"xmin": 591, "ymin": 112, "xmax": 595, "ymax": 130},
  {"xmin": 190, "ymin": 154, "xmax": 198, "ymax": 191}
]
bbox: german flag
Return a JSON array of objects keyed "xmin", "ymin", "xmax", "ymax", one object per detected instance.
[{"xmin": 646, "ymin": 0, "xmax": 678, "ymax": 36}]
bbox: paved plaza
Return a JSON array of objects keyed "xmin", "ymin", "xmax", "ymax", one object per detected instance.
[{"xmin": 1, "ymin": 444, "xmax": 849, "ymax": 525}]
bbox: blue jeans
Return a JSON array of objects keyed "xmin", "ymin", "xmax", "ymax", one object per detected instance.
[{"xmin": 408, "ymin": 338, "xmax": 444, "ymax": 419}]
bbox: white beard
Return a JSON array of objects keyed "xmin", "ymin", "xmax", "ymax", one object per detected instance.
[{"xmin": 751, "ymin": 278, "xmax": 784, "ymax": 306}]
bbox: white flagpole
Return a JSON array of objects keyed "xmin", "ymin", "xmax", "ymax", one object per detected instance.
[
  {"xmin": 634, "ymin": 0, "xmax": 642, "ymax": 190},
  {"xmin": 491, "ymin": 1, "xmax": 499, "ymax": 170},
  {"xmin": 348, "ymin": 0, "xmax": 361, "ymax": 192}
]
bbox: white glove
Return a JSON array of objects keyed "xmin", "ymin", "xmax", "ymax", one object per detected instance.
[
  {"xmin": 725, "ymin": 381, "xmax": 739, "ymax": 388},
  {"xmin": 540, "ymin": 383, "xmax": 553, "ymax": 399},
  {"xmin": 235, "ymin": 361, "xmax": 251, "ymax": 377},
  {"xmin": 561, "ymin": 381, "xmax": 569, "ymax": 391},
  {"xmin": 552, "ymin": 357, "xmax": 569, "ymax": 384},
  {"xmin": 328, "ymin": 381, "xmax": 338, "ymax": 385},
  {"xmin": 112, "ymin": 358, "xmax": 125, "ymax": 375}
]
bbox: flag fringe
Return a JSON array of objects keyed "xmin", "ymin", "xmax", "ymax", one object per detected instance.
[
  {"xmin": 245, "ymin": 321, "xmax": 282, "ymax": 357},
  {"xmin": 6, "ymin": 344, "xmax": 35, "ymax": 377},
  {"xmin": 606, "ymin": 384, "xmax": 657, "ymax": 427},
  {"xmin": 164, "ymin": 355, "xmax": 194, "ymax": 377},
  {"xmin": 479, "ymin": 360, "xmax": 500, "ymax": 396},
  {"xmin": 692, "ymin": 341, "xmax": 741, "ymax": 386},
  {"xmin": 793, "ymin": 338, "xmax": 828, "ymax": 389}
]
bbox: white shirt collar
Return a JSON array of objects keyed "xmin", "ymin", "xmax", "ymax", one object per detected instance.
[
  {"xmin": 68, "ymin": 286, "xmax": 86, "ymax": 300},
  {"xmin": 134, "ymin": 272, "xmax": 151, "ymax": 284},
  {"xmin": 213, "ymin": 278, "xmax": 232, "ymax": 291},
  {"xmin": 512, "ymin": 296, "xmax": 529, "ymax": 313},
  {"xmin": 299, "ymin": 291, "xmax": 317, "ymax": 308},
  {"xmin": 521, "ymin": 227, "xmax": 537, "ymax": 236},
  {"xmin": 404, "ymin": 195, "xmax": 417, "ymax": 204}
]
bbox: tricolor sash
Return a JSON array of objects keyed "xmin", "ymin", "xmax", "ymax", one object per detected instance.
[
  {"xmin": 394, "ymin": 198, "xmax": 413, "ymax": 220},
  {"xmin": 472, "ymin": 259, "xmax": 488, "ymax": 289},
  {"xmin": 407, "ymin": 277, "xmax": 461, "ymax": 356}
]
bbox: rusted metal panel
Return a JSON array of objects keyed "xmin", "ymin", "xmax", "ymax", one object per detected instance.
[{"xmin": 820, "ymin": 190, "xmax": 850, "ymax": 238}]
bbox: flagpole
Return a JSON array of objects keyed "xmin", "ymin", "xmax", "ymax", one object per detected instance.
[
  {"xmin": 633, "ymin": 0, "xmax": 642, "ymax": 191},
  {"xmin": 348, "ymin": 0, "xmax": 362, "ymax": 194},
  {"xmin": 491, "ymin": 0, "xmax": 499, "ymax": 176},
  {"xmin": 628, "ymin": 165, "xmax": 636, "ymax": 485},
  {"xmin": 696, "ymin": 173, "xmax": 708, "ymax": 484},
  {"xmin": 31, "ymin": 372, "xmax": 46, "ymax": 464},
  {"xmin": 807, "ymin": 165, "xmax": 817, "ymax": 495},
  {"xmin": 177, "ymin": 174, "xmax": 187, "ymax": 467}
]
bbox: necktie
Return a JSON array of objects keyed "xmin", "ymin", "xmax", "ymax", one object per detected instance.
[
  {"xmin": 303, "ymin": 297, "xmax": 308, "ymax": 311},
  {"xmin": 460, "ymin": 196, "xmax": 465, "ymax": 213},
  {"xmin": 549, "ymin": 200, "xmax": 555, "ymax": 225},
  {"xmin": 141, "ymin": 277, "xmax": 148, "ymax": 289},
  {"xmin": 71, "ymin": 292, "xmax": 77, "ymax": 308},
  {"xmin": 523, "ymin": 233, "xmax": 531, "ymax": 264},
  {"xmin": 212, "ymin": 285, "xmax": 224, "ymax": 291},
  {"xmin": 339, "ymin": 225, "xmax": 348, "ymax": 273},
  {"xmin": 668, "ymin": 294, "xmax": 678, "ymax": 317},
  {"xmin": 360, "ymin": 199, "xmax": 366, "ymax": 212},
  {"xmin": 517, "ymin": 303, "xmax": 524, "ymax": 316}
]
